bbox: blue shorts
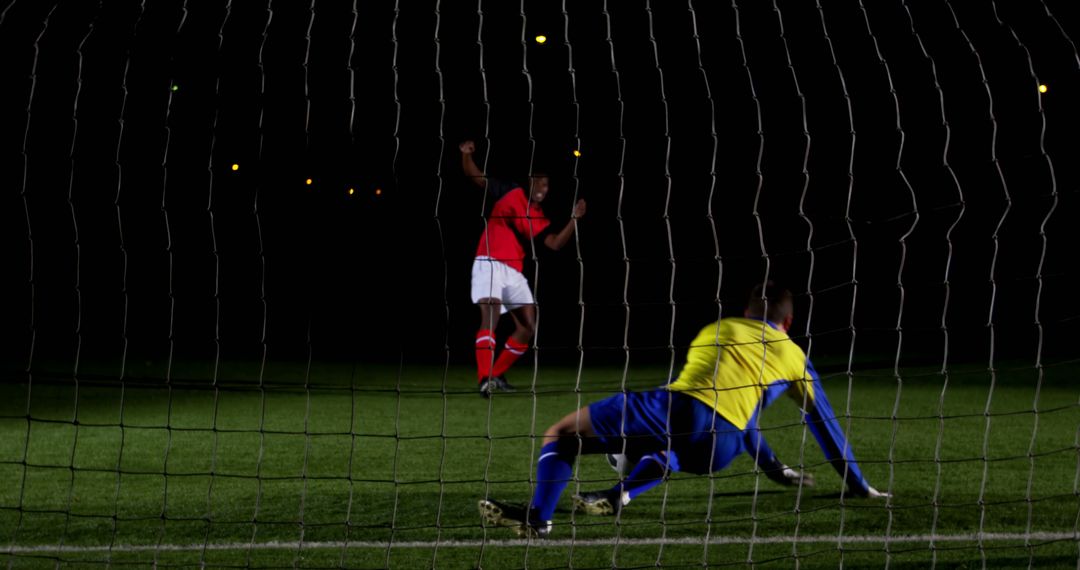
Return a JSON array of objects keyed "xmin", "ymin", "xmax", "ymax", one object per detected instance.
[{"xmin": 588, "ymin": 389, "xmax": 746, "ymax": 475}]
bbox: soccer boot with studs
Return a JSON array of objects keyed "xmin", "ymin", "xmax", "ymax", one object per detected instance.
[
  {"xmin": 479, "ymin": 375, "xmax": 516, "ymax": 398},
  {"xmin": 572, "ymin": 488, "xmax": 628, "ymax": 516},
  {"xmin": 477, "ymin": 498, "xmax": 551, "ymax": 538}
]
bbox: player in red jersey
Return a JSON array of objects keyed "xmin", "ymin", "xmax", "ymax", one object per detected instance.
[{"xmin": 460, "ymin": 140, "xmax": 586, "ymax": 397}]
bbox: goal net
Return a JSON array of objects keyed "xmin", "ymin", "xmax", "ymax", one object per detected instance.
[{"xmin": 0, "ymin": 0, "xmax": 1077, "ymax": 567}]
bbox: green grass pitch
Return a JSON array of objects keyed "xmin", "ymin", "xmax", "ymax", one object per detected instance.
[{"xmin": 0, "ymin": 360, "xmax": 1077, "ymax": 568}]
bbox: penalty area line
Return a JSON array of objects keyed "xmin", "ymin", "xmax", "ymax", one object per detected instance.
[{"xmin": 4, "ymin": 532, "xmax": 1078, "ymax": 554}]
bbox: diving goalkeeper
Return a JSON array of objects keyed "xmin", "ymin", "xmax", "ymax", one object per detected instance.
[{"xmin": 478, "ymin": 282, "xmax": 889, "ymax": 538}]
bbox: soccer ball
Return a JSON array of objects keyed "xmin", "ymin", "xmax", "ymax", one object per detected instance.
[{"xmin": 606, "ymin": 453, "xmax": 635, "ymax": 477}]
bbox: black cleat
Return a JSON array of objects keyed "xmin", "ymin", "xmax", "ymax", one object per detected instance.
[
  {"xmin": 478, "ymin": 376, "xmax": 516, "ymax": 398},
  {"xmin": 478, "ymin": 498, "xmax": 551, "ymax": 538},
  {"xmin": 572, "ymin": 489, "xmax": 625, "ymax": 516}
]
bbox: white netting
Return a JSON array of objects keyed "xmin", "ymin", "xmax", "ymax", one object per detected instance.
[{"xmin": 0, "ymin": 1, "xmax": 1077, "ymax": 567}]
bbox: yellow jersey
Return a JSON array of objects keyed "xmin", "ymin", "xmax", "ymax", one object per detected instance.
[{"xmin": 668, "ymin": 318, "xmax": 814, "ymax": 431}]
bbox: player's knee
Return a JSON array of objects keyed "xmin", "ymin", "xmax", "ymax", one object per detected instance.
[
  {"xmin": 542, "ymin": 421, "xmax": 576, "ymax": 444},
  {"xmin": 540, "ymin": 432, "xmax": 582, "ymax": 456},
  {"xmin": 542, "ymin": 406, "xmax": 595, "ymax": 445},
  {"xmin": 542, "ymin": 426, "xmax": 566, "ymax": 444}
]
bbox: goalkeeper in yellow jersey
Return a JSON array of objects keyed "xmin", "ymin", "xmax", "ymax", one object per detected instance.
[{"xmin": 479, "ymin": 282, "xmax": 889, "ymax": 538}]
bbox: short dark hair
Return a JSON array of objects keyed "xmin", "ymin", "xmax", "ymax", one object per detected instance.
[{"xmin": 746, "ymin": 281, "xmax": 793, "ymax": 324}]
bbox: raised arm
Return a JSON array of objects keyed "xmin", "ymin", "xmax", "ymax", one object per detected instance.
[
  {"xmin": 542, "ymin": 199, "xmax": 587, "ymax": 251},
  {"xmin": 460, "ymin": 140, "xmax": 487, "ymax": 190}
]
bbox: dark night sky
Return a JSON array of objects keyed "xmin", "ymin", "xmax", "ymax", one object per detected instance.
[{"xmin": 0, "ymin": 0, "xmax": 1077, "ymax": 382}]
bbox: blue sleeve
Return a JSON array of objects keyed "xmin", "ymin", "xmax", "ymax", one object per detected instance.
[
  {"xmin": 743, "ymin": 418, "xmax": 785, "ymax": 473},
  {"xmin": 803, "ymin": 361, "xmax": 871, "ymax": 494},
  {"xmin": 743, "ymin": 379, "xmax": 792, "ymax": 473}
]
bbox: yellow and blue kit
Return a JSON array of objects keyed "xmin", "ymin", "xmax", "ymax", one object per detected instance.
[{"xmin": 588, "ymin": 317, "xmax": 870, "ymax": 492}]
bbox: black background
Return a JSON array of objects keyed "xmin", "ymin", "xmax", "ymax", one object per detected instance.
[{"xmin": 0, "ymin": 0, "xmax": 1077, "ymax": 382}]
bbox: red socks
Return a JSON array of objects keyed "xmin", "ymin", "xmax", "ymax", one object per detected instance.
[
  {"xmin": 492, "ymin": 337, "xmax": 529, "ymax": 378},
  {"xmin": 476, "ymin": 331, "xmax": 530, "ymax": 381},
  {"xmin": 475, "ymin": 329, "xmax": 496, "ymax": 382}
]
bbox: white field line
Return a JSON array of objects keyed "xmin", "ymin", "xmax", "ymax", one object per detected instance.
[{"xmin": 4, "ymin": 532, "xmax": 1078, "ymax": 553}]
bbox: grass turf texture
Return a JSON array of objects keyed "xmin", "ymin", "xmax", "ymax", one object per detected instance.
[{"xmin": 0, "ymin": 361, "xmax": 1077, "ymax": 568}]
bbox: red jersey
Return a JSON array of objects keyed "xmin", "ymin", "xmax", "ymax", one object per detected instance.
[{"xmin": 475, "ymin": 179, "xmax": 551, "ymax": 272}]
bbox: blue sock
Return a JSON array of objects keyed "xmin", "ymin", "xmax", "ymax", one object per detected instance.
[
  {"xmin": 618, "ymin": 453, "xmax": 670, "ymax": 501},
  {"xmin": 530, "ymin": 441, "xmax": 575, "ymax": 521}
]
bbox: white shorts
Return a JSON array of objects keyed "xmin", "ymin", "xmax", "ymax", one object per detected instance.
[{"xmin": 471, "ymin": 257, "xmax": 534, "ymax": 315}]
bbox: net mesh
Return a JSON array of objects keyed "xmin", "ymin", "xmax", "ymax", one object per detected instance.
[{"xmin": 0, "ymin": 0, "xmax": 1077, "ymax": 567}]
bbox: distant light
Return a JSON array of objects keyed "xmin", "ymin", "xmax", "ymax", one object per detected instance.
[
  {"xmin": 535, "ymin": 35, "xmax": 547, "ymax": 44},
  {"xmin": 375, "ymin": 188, "xmax": 383, "ymax": 196},
  {"xmin": 348, "ymin": 187, "xmax": 355, "ymax": 195},
  {"xmin": 231, "ymin": 163, "xmax": 239, "ymax": 171},
  {"xmin": 1038, "ymin": 84, "xmax": 1048, "ymax": 93},
  {"xmin": 305, "ymin": 178, "xmax": 313, "ymax": 185},
  {"xmin": 573, "ymin": 150, "xmax": 582, "ymax": 157},
  {"xmin": 171, "ymin": 84, "xmax": 179, "ymax": 92}
]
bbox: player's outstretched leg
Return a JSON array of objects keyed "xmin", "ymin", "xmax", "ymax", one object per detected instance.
[
  {"xmin": 574, "ymin": 451, "xmax": 673, "ymax": 516},
  {"xmin": 477, "ymin": 499, "xmax": 551, "ymax": 538},
  {"xmin": 480, "ymin": 407, "xmax": 602, "ymax": 537}
]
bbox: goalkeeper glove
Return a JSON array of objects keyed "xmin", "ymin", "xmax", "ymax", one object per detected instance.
[
  {"xmin": 765, "ymin": 464, "xmax": 815, "ymax": 488},
  {"xmin": 850, "ymin": 484, "xmax": 891, "ymax": 499}
]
